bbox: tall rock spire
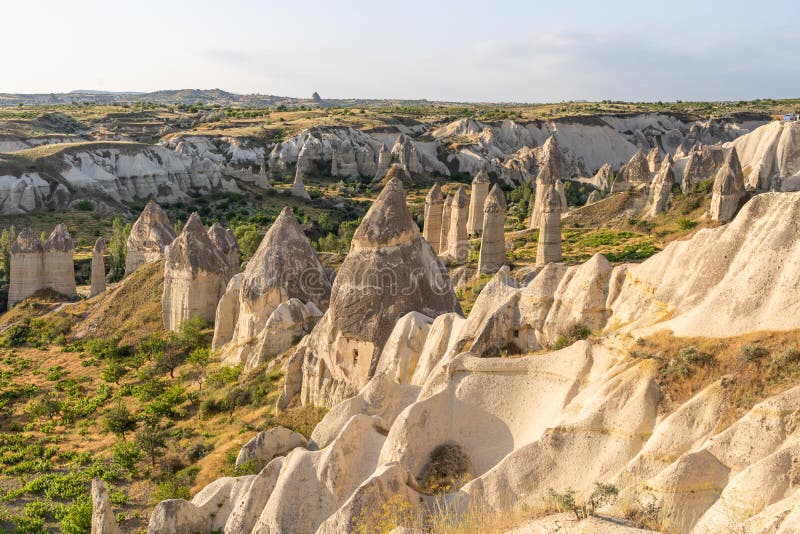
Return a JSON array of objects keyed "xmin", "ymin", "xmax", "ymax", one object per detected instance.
[
  {"xmin": 90, "ymin": 237, "xmax": 107, "ymax": 297},
  {"xmin": 478, "ymin": 185, "xmax": 507, "ymax": 274},
  {"xmin": 446, "ymin": 186, "xmax": 470, "ymax": 262},
  {"xmin": 423, "ymin": 183, "xmax": 444, "ymax": 254},
  {"xmin": 536, "ymin": 183, "xmax": 562, "ymax": 266},
  {"xmin": 467, "ymin": 170, "xmax": 491, "ymax": 236}
]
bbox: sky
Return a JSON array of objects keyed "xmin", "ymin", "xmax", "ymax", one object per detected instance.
[{"xmin": 2, "ymin": 0, "xmax": 799, "ymax": 102}]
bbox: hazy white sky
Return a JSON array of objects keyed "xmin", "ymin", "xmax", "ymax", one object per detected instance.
[{"xmin": 2, "ymin": 0, "xmax": 798, "ymax": 101}]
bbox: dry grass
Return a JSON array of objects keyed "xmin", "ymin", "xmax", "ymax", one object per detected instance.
[
  {"xmin": 71, "ymin": 260, "xmax": 164, "ymax": 345},
  {"xmin": 633, "ymin": 329, "xmax": 800, "ymax": 432}
]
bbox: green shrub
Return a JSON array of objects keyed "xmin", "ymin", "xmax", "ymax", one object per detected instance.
[
  {"xmin": 552, "ymin": 323, "xmax": 592, "ymax": 350},
  {"xmin": 74, "ymin": 200, "xmax": 94, "ymax": 211},
  {"xmin": 676, "ymin": 218, "xmax": 697, "ymax": 230},
  {"xmin": 58, "ymin": 494, "xmax": 92, "ymax": 534},
  {"xmin": 103, "ymin": 403, "xmax": 137, "ymax": 438},
  {"xmin": 738, "ymin": 344, "xmax": 770, "ymax": 363},
  {"xmin": 113, "ymin": 440, "xmax": 142, "ymax": 475}
]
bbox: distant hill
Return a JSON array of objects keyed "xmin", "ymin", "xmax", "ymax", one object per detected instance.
[{"xmin": 0, "ymin": 89, "xmax": 438, "ymax": 109}]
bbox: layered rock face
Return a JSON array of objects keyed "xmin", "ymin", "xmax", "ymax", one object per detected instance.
[
  {"xmin": 8, "ymin": 225, "xmax": 77, "ymax": 307},
  {"xmin": 162, "ymin": 213, "xmax": 230, "ymax": 332},
  {"xmin": 536, "ymin": 183, "xmax": 562, "ymax": 266},
  {"xmin": 213, "ymin": 207, "xmax": 332, "ymax": 370},
  {"xmin": 477, "ymin": 185, "xmax": 506, "ymax": 274},
  {"xmin": 90, "ymin": 237, "xmax": 107, "ymax": 297},
  {"xmin": 207, "ymin": 223, "xmax": 240, "ymax": 277},
  {"xmin": 0, "ymin": 143, "xmax": 240, "ymax": 215},
  {"xmin": 680, "ymin": 144, "xmax": 726, "ymax": 192},
  {"xmin": 281, "ymin": 177, "xmax": 461, "ymax": 408},
  {"xmin": 125, "ymin": 200, "xmax": 176, "ymax": 276},
  {"xmin": 266, "ymin": 127, "xmax": 448, "ymax": 181},
  {"xmin": 611, "ymin": 148, "xmax": 651, "ymax": 192},
  {"xmin": 150, "ymin": 192, "xmax": 800, "ymax": 534},
  {"xmin": 445, "ymin": 186, "xmax": 469, "ymax": 262},
  {"xmin": 710, "ymin": 147, "xmax": 745, "ymax": 222},
  {"xmin": 438, "ymin": 194, "xmax": 453, "ymax": 255},
  {"xmin": 730, "ymin": 119, "xmax": 800, "ymax": 191},
  {"xmin": 585, "ymin": 190, "xmax": 602, "ymax": 205},
  {"xmin": 466, "ymin": 170, "xmax": 491, "ymax": 236},
  {"xmin": 646, "ymin": 154, "xmax": 675, "ymax": 218},
  {"xmin": 422, "ymin": 183, "xmax": 443, "ymax": 254}
]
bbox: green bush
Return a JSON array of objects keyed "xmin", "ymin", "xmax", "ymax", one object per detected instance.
[
  {"xmin": 676, "ymin": 218, "xmax": 697, "ymax": 230},
  {"xmin": 552, "ymin": 323, "xmax": 592, "ymax": 350},
  {"xmin": 738, "ymin": 344, "xmax": 770, "ymax": 363},
  {"xmin": 58, "ymin": 494, "xmax": 92, "ymax": 534}
]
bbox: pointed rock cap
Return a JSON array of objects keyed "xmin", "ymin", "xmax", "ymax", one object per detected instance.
[
  {"xmin": 241, "ymin": 205, "xmax": 331, "ymax": 307},
  {"xmin": 384, "ymin": 164, "xmax": 410, "ymax": 183},
  {"xmin": 536, "ymin": 136, "xmax": 560, "ymax": 185},
  {"xmin": 130, "ymin": 199, "xmax": 175, "ymax": 246},
  {"xmin": 472, "ymin": 169, "xmax": 491, "ymax": 185},
  {"xmin": 543, "ymin": 134, "xmax": 559, "ymax": 154},
  {"xmin": 425, "ymin": 183, "xmax": 443, "ymax": 205},
  {"xmin": 44, "ymin": 223, "xmax": 73, "ymax": 252},
  {"xmin": 207, "ymin": 223, "xmax": 238, "ymax": 255},
  {"xmin": 93, "ymin": 237, "xmax": 107, "ymax": 254},
  {"xmin": 166, "ymin": 212, "xmax": 227, "ymax": 274},
  {"xmin": 452, "ymin": 186, "xmax": 469, "ymax": 208},
  {"xmin": 629, "ymin": 148, "xmax": 646, "ymax": 164},
  {"xmin": 484, "ymin": 184, "xmax": 507, "ymax": 212},
  {"xmin": 11, "ymin": 227, "xmax": 42, "ymax": 254},
  {"xmin": 713, "ymin": 147, "xmax": 745, "ymax": 195},
  {"xmin": 443, "ymin": 193, "xmax": 454, "ymax": 207},
  {"xmin": 351, "ymin": 177, "xmax": 419, "ymax": 249}
]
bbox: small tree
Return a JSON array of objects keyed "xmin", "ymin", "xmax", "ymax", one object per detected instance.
[
  {"xmin": 104, "ymin": 403, "xmax": 138, "ymax": 438},
  {"xmin": 107, "ymin": 217, "xmax": 131, "ymax": 282},
  {"xmin": 0, "ymin": 225, "xmax": 16, "ymax": 284},
  {"xmin": 186, "ymin": 347, "xmax": 211, "ymax": 391},
  {"xmin": 135, "ymin": 418, "xmax": 167, "ymax": 468}
]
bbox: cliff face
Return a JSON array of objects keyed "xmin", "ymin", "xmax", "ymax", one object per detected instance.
[{"xmin": 0, "ymin": 143, "xmax": 241, "ymax": 215}]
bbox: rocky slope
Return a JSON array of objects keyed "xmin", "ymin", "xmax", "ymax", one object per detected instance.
[
  {"xmin": 141, "ymin": 191, "xmax": 800, "ymax": 534},
  {"xmin": 0, "ymin": 142, "xmax": 243, "ymax": 215}
]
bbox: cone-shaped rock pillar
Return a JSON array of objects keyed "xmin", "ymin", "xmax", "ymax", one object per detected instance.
[{"xmin": 478, "ymin": 185, "xmax": 507, "ymax": 274}]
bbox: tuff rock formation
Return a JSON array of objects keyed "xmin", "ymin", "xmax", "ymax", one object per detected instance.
[
  {"xmin": 477, "ymin": 185, "xmax": 506, "ymax": 274},
  {"xmin": 647, "ymin": 147, "xmax": 662, "ymax": 173},
  {"xmin": 529, "ymin": 135, "xmax": 561, "ymax": 228},
  {"xmin": 91, "ymin": 478, "xmax": 122, "ymax": 534},
  {"xmin": 730, "ymin": 119, "xmax": 800, "ymax": 191},
  {"xmin": 213, "ymin": 207, "xmax": 331, "ymax": 370},
  {"xmin": 439, "ymin": 194, "xmax": 453, "ymax": 256},
  {"xmin": 90, "ymin": 237, "xmax": 107, "ymax": 297},
  {"xmin": 42, "ymin": 223, "xmax": 76, "ymax": 299},
  {"xmin": 585, "ymin": 190, "xmax": 602, "ymax": 205},
  {"xmin": 280, "ymin": 177, "xmax": 461, "ymax": 409},
  {"xmin": 7, "ymin": 228, "xmax": 44, "ymax": 308},
  {"xmin": 0, "ymin": 143, "xmax": 240, "ymax": 216},
  {"xmin": 125, "ymin": 200, "xmax": 175, "ymax": 276},
  {"xmin": 7, "ymin": 224, "xmax": 78, "ymax": 307},
  {"xmin": 291, "ymin": 167, "xmax": 311, "ymax": 200},
  {"xmin": 646, "ymin": 154, "xmax": 675, "ymax": 218},
  {"xmin": 590, "ymin": 163, "xmax": 614, "ymax": 193},
  {"xmin": 390, "ymin": 134, "xmax": 424, "ymax": 176},
  {"xmin": 681, "ymin": 144, "xmax": 726, "ymax": 193},
  {"xmin": 466, "ymin": 170, "xmax": 491, "ymax": 236},
  {"xmin": 149, "ymin": 192, "xmax": 800, "ymax": 534},
  {"xmin": 422, "ymin": 183, "xmax": 443, "ymax": 254},
  {"xmin": 207, "ymin": 223, "xmax": 240, "ymax": 277},
  {"xmin": 710, "ymin": 147, "xmax": 745, "ymax": 222},
  {"xmin": 611, "ymin": 149, "xmax": 651, "ymax": 192},
  {"xmin": 536, "ymin": 183, "xmax": 562, "ymax": 266},
  {"xmin": 446, "ymin": 186, "xmax": 469, "ymax": 263},
  {"xmin": 235, "ymin": 427, "xmax": 307, "ymax": 470},
  {"xmin": 162, "ymin": 213, "xmax": 230, "ymax": 332}
]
